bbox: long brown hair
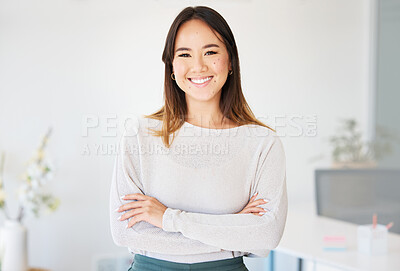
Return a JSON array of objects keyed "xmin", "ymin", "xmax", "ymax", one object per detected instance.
[{"xmin": 144, "ymin": 6, "xmax": 274, "ymax": 148}]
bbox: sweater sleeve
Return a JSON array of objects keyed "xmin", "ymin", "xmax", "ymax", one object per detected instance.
[
  {"xmin": 162, "ymin": 135, "xmax": 288, "ymax": 256},
  {"xmin": 109, "ymin": 130, "xmax": 223, "ymax": 255}
]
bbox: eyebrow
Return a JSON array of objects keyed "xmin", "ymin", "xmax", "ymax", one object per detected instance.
[{"xmin": 175, "ymin": 44, "xmax": 220, "ymax": 53}]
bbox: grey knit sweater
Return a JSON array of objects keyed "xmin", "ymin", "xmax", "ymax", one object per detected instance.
[{"xmin": 109, "ymin": 115, "xmax": 287, "ymax": 263}]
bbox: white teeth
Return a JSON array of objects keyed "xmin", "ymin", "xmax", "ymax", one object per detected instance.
[{"xmin": 190, "ymin": 76, "xmax": 212, "ymax": 84}]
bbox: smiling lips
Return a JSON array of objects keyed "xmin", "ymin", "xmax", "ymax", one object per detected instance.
[{"xmin": 188, "ymin": 76, "xmax": 213, "ymax": 87}]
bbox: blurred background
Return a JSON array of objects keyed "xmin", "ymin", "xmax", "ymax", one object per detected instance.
[{"xmin": 0, "ymin": 0, "xmax": 399, "ymax": 270}]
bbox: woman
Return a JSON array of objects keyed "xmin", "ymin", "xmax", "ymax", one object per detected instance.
[{"xmin": 110, "ymin": 6, "xmax": 287, "ymax": 271}]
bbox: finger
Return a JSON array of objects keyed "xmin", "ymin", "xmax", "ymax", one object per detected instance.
[
  {"xmin": 121, "ymin": 193, "xmax": 148, "ymax": 201},
  {"xmin": 245, "ymin": 199, "xmax": 268, "ymax": 208},
  {"xmin": 249, "ymin": 192, "xmax": 258, "ymax": 202},
  {"xmin": 118, "ymin": 201, "xmax": 144, "ymax": 212},
  {"xmin": 247, "ymin": 207, "xmax": 268, "ymax": 213},
  {"xmin": 237, "ymin": 206, "xmax": 267, "ymax": 214},
  {"xmin": 127, "ymin": 213, "xmax": 146, "ymax": 228},
  {"xmin": 237, "ymin": 207, "xmax": 268, "ymax": 215},
  {"xmin": 242, "ymin": 207, "xmax": 268, "ymax": 214},
  {"xmin": 237, "ymin": 208, "xmax": 254, "ymax": 214},
  {"xmin": 118, "ymin": 208, "xmax": 144, "ymax": 221},
  {"xmin": 254, "ymin": 198, "xmax": 268, "ymax": 204}
]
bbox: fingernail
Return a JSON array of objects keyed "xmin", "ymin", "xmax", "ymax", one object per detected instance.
[
  {"xmin": 118, "ymin": 215, "xmax": 122, "ymax": 220},
  {"xmin": 263, "ymin": 208, "xmax": 269, "ymax": 212},
  {"xmin": 114, "ymin": 208, "xmax": 120, "ymax": 212},
  {"xmin": 263, "ymin": 198, "xmax": 268, "ymax": 202},
  {"xmin": 120, "ymin": 195, "xmax": 125, "ymax": 200},
  {"xmin": 259, "ymin": 212, "xmax": 266, "ymax": 215},
  {"xmin": 125, "ymin": 224, "xmax": 129, "ymax": 229}
]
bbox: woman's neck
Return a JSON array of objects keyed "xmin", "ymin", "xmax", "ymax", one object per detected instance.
[{"xmin": 185, "ymin": 114, "xmax": 238, "ymax": 129}]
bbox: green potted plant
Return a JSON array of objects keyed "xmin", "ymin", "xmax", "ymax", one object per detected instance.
[{"xmin": 329, "ymin": 119, "xmax": 400, "ymax": 168}]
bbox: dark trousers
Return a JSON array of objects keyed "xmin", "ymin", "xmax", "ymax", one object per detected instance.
[{"xmin": 128, "ymin": 254, "xmax": 249, "ymax": 271}]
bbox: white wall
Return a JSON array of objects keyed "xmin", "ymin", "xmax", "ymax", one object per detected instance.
[{"xmin": 0, "ymin": 0, "xmax": 374, "ymax": 270}]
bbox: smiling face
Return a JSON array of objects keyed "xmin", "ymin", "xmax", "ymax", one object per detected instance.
[{"xmin": 172, "ymin": 19, "xmax": 231, "ymax": 105}]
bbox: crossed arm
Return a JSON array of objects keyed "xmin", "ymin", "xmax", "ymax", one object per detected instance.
[{"xmin": 109, "ymin": 134, "xmax": 287, "ymax": 256}]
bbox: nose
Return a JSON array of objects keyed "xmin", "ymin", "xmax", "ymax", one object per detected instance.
[{"xmin": 191, "ymin": 55, "xmax": 207, "ymax": 73}]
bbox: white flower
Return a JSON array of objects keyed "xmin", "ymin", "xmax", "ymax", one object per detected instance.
[
  {"xmin": 31, "ymin": 178, "xmax": 40, "ymax": 189},
  {"xmin": 27, "ymin": 163, "xmax": 42, "ymax": 179},
  {"xmin": 27, "ymin": 190, "xmax": 35, "ymax": 200},
  {"xmin": 42, "ymin": 171, "xmax": 54, "ymax": 184},
  {"xmin": 0, "ymin": 190, "xmax": 6, "ymax": 202},
  {"xmin": 43, "ymin": 159, "xmax": 54, "ymax": 171},
  {"xmin": 1, "ymin": 128, "xmax": 59, "ymax": 220}
]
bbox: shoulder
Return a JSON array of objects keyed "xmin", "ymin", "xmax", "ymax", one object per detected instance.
[
  {"xmin": 244, "ymin": 124, "xmax": 285, "ymax": 157},
  {"xmin": 244, "ymin": 123, "xmax": 281, "ymax": 142},
  {"xmin": 118, "ymin": 114, "xmax": 156, "ymax": 149}
]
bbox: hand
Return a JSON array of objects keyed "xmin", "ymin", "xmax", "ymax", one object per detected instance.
[
  {"xmin": 236, "ymin": 192, "xmax": 268, "ymax": 216},
  {"xmin": 116, "ymin": 193, "xmax": 167, "ymax": 229}
]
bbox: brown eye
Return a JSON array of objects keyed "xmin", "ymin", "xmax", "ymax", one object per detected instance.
[
  {"xmin": 178, "ymin": 53, "xmax": 190, "ymax": 57},
  {"xmin": 205, "ymin": 51, "xmax": 217, "ymax": 56}
]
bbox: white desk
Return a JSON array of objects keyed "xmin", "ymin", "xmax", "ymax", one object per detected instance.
[{"xmin": 275, "ymin": 203, "xmax": 400, "ymax": 271}]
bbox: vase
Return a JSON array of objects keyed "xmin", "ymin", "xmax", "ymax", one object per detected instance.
[{"xmin": 0, "ymin": 220, "xmax": 28, "ymax": 271}]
